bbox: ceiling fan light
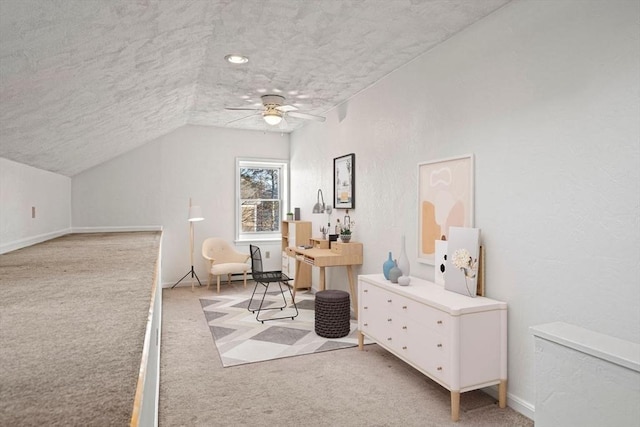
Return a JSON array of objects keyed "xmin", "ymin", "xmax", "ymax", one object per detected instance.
[{"xmin": 263, "ymin": 110, "xmax": 283, "ymax": 125}]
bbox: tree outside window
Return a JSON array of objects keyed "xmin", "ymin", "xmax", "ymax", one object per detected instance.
[{"xmin": 238, "ymin": 160, "xmax": 287, "ymax": 238}]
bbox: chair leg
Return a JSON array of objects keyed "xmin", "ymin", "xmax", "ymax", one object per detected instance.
[
  {"xmin": 292, "ymin": 281, "xmax": 297, "ymax": 302},
  {"xmin": 248, "ymin": 281, "xmax": 261, "ymax": 311},
  {"xmin": 282, "ymin": 281, "xmax": 298, "ymax": 319},
  {"xmin": 248, "ymin": 281, "xmax": 298, "ymax": 323},
  {"xmin": 217, "ymin": 276, "xmax": 221, "ymax": 294},
  {"xmin": 227, "ymin": 273, "xmax": 232, "ymax": 286},
  {"xmin": 248, "ymin": 282, "xmax": 269, "ymax": 317},
  {"xmin": 243, "ymin": 271, "xmax": 247, "ymax": 288}
]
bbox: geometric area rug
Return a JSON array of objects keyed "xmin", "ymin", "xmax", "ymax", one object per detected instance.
[{"xmin": 200, "ymin": 286, "xmax": 366, "ymax": 367}]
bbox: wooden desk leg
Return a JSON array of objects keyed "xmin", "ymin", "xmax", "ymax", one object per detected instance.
[
  {"xmin": 451, "ymin": 391, "xmax": 460, "ymax": 422},
  {"xmin": 346, "ymin": 265, "xmax": 358, "ymax": 319},
  {"xmin": 358, "ymin": 331, "xmax": 364, "ymax": 350},
  {"xmin": 498, "ymin": 380, "xmax": 507, "ymax": 408},
  {"xmin": 293, "ymin": 258, "xmax": 301, "ymax": 301},
  {"xmin": 319, "ymin": 267, "xmax": 326, "ymax": 291}
]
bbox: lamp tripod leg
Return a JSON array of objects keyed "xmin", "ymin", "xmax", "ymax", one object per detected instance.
[
  {"xmin": 190, "ymin": 266, "xmax": 202, "ymax": 286},
  {"xmin": 171, "ymin": 266, "xmax": 203, "ymax": 289}
]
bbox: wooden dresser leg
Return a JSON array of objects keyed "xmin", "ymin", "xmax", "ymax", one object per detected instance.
[
  {"xmin": 358, "ymin": 331, "xmax": 364, "ymax": 350},
  {"xmin": 451, "ymin": 391, "xmax": 460, "ymax": 421},
  {"xmin": 498, "ymin": 380, "xmax": 507, "ymax": 408}
]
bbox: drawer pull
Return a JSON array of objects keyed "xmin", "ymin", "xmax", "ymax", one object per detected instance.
[
  {"xmin": 437, "ymin": 320, "xmax": 443, "ymax": 325},
  {"xmin": 402, "ymin": 305, "xmax": 408, "ymax": 309},
  {"xmin": 437, "ymin": 366, "xmax": 443, "ymax": 371},
  {"xmin": 402, "ymin": 326, "xmax": 407, "ymax": 330},
  {"xmin": 364, "ymin": 306, "xmax": 368, "ymax": 310},
  {"xmin": 387, "ymin": 318, "xmax": 392, "ymax": 322},
  {"xmin": 387, "ymin": 337, "xmax": 392, "ymax": 341},
  {"xmin": 402, "ymin": 346, "xmax": 407, "ymax": 350},
  {"xmin": 387, "ymin": 299, "xmax": 392, "ymax": 303},
  {"xmin": 364, "ymin": 289, "xmax": 368, "ymax": 293},
  {"xmin": 437, "ymin": 343, "xmax": 443, "ymax": 348},
  {"xmin": 364, "ymin": 323, "xmax": 368, "ymax": 326}
]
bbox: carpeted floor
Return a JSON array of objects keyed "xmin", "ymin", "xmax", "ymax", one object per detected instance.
[
  {"xmin": 0, "ymin": 232, "xmax": 160, "ymax": 427},
  {"xmin": 200, "ymin": 287, "xmax": 365, "ymax": 367},
  {"xmin": 161, "ymin": 283, "xmax": 534, "ymax": 426}
]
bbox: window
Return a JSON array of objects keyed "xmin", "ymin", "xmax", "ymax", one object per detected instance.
[{"xmin": 236, "ymin": 158, "xmax": 288, "ymax": 241}]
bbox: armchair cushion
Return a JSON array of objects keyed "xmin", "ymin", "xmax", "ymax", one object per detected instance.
[
  {"xmin": 202, "ymin": 238, "xmax": 250, "ymax": 293},
  {"xmin": 210, "ymin": 262, "xmax": 250, "ymax": 276}
]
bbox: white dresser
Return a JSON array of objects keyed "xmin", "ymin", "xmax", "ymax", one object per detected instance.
[{"xmin": 357, "ymin": 274, "xmax": 507, "ymax": 421}]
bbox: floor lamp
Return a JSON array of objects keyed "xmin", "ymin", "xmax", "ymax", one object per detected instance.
[{"xmin": 172, "ymin": 198, "xmax": 204, "ymax": 290}]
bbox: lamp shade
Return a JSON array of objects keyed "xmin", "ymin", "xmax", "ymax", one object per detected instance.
[
  {"xmin": 312, "ymin": 189, "xmax": 326, "ymax": 213},
  {"xmin": 263, "ymin": 110, "xmax": 283, "ymax": 126},
  {"xmin": 188, "ymin": 205, "xmax": 204, "ymax": 222}
]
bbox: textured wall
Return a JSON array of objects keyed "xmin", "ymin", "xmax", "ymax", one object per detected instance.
[
  {"xmin": 290, "ymin": 0, "xmax": 640, "ymax": 417},
  {"xmin": 71, "ymin": 125, "xmax": 289, "ymax": 282},
  {"xmin": 0, "ymin": 157, "xmax": 71, "ymax": 252}
]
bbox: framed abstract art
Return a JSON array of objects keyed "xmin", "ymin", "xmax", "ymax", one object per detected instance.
[{"xmin": 417, "ymin": 154, "xmax": 474, "ymax": 265}]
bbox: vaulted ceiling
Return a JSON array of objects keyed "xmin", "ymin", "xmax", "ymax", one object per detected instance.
[{"xmin": 0, "ymin": 0, "xmax": 510, "ymax": 176}]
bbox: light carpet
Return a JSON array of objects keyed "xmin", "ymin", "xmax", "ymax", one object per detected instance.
[{"xmin": 200, "ymin": 286, "xmax": 365, "ymax": 367}]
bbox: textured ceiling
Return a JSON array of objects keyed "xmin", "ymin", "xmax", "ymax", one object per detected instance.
[{"xmin": 0, "ymin": 0, "xmax": 510, "ymax": 176}]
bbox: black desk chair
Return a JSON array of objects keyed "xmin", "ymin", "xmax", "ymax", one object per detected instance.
[{"xmin": 248, "ymin": 244, "xmax": 299, "ymax": 323}]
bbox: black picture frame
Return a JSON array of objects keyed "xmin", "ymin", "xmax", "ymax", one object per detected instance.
[{"xmin": 333, "ymin": 153, "xmax": 355, "ymax": 209}]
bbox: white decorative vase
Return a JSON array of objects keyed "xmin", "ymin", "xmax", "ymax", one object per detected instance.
[{"xmin": 398, "ymin": 235, "xmax": 410, "ymax": 278}]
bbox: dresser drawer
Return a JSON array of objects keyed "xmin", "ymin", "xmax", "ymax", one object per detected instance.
[
  {"xmin": 359, "ymin": 282, "xmax": 391, "ymax": 340},
  {"xmin": 386, "ymin": 292, "xmax": 450, "ymax": 337},
  {"xmin": 359, "ymin": 310, "xmax": 391, "ymax": 342},
  {"xmin": 393, "ymin": 317, "xmax": 450, "ymax": 381},
  {"xmin": 360, "ymin": 282, "xmax": 393, "ymax": 313}
]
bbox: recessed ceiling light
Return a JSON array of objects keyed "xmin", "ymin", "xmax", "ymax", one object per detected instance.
[{"xmin": 224, "ymin": 54, "xmax": 248, "ymax": 64}]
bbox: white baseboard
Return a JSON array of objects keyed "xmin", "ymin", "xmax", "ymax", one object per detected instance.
[
  {"xmin": 483, "ymin": 385, "xmax": 535, "ymax": 421},
  {"xmin": 0, "ymin": 228, "xmax": 72, "ymax": 254},
  {"xmin": 72, "ymin": 226, "xmax": 163, "ymax": 233}
]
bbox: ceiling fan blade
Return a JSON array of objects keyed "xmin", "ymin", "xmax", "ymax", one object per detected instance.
[
  {"xmin": 277, "ymin": 105, "xmax": 298, "ymax": 112},
  {"xmin": 278, "ymin": 116, "xmax": 288, "ymax": 130},
  {"xmin": 287, "ymin": 111, "xmax": 326, "ymax": 122},
  {"xmin": 227, "ymin": 112, "xmax": 260, "ymax": 125},
  {"xmin": 225, "ymin": 107, "xmax": 261, "ymax": 111}
]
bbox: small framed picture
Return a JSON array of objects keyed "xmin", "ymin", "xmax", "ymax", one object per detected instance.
[{"xmin": 334, "ymin": 153, "xmax": 355, "ymax": 209}]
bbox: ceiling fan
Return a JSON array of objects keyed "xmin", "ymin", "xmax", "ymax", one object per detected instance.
[{"xmin": 226, "ymin": 94, "xmax": 326, "ymax": 128}]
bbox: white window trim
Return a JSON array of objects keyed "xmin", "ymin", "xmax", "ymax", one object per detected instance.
[{"xmin": 235, "ymin": 157, "xmax": 289, "ymax": 243}]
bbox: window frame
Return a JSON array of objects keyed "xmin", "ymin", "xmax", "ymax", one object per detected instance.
[{"xmin": 235, "ymin": 158, "xmax": 289, "ymax": 243}]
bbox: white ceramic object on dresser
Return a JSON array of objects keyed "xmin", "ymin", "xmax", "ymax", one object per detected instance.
[{"xmin": 357, "ymin": 274, "xmax": 507, "ymax": 422}]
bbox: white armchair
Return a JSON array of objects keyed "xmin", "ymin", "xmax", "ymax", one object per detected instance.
[{"xmin": 202, "ymin": 238, "xmax": 250, "ymax": 293}]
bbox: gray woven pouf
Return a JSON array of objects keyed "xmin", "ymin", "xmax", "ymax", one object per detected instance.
[{"xmin": 315, "ymin": 290, "xmax": 351, "ymax": 338}]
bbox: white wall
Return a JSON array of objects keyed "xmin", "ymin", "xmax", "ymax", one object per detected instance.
[
  {"xmin": 0, "ymin": 157, "xmax": 71, "ymax": 253},
  {"xmin": 72, "ymin": 125, "xmax": 290, "ymax": 284},
  {"xmin": 290, "ymin": 0, "xmax": 640, "ymax": 417}
]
